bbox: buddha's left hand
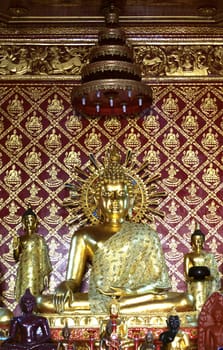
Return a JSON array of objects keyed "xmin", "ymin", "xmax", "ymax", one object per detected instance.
[{"xmin": 98, "ymin": 286, "xmax": 128, "ymax": 297}]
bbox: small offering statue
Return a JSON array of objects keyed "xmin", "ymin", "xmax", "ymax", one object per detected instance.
[
  {"xmin": 159, "ymin": 314, "xmax": 190, "ymax": 350},
  {"xmin": 99, "ymin": 297, "xmax": 133, "ymax": 350},
  {"xmin": 1, "ymin": 288, "xmax": 57, "ymax": 350},
  {"xmin": 140, "ymin": 331, "xmax": 155, "ymax": 350}
]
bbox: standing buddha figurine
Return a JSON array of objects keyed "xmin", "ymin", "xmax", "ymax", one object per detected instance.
[
  {"xmin": 184, "ymin": 225, "xmax": 221, "ymax": 311},
  {"xmin": 13, "ymin": 207, "xmax": 52, "ymax": 302}
]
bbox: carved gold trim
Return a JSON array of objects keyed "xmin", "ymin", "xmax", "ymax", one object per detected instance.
[{"xmin": 0, "ymin": 44, "xmax": 222, "ymax": 78}]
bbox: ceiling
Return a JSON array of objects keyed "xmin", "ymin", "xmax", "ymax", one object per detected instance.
[{"xmin": 0, "ymin": 0, "xmax": 222, "ymax": 27}]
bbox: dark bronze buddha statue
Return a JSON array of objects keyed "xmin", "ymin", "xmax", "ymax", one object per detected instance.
[{"xmin": 1, "ymin": 289, "xmax": 57, "ymax": 350}]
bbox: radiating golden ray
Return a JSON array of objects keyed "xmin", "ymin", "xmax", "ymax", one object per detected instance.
[
  {"xmin": 75, "ymin": 167, "xmax": 89, "ymax": 178},
  {"xmin": 89, "ymin": 153, "xmax": 101, "ymax": 170},
  {"xmin": 63, "ymin": 150, "xmax": 167, "ymax": 225},
  {"xmin": 124, "ymin": 149, "xmax": 132, "ymax": 167}
]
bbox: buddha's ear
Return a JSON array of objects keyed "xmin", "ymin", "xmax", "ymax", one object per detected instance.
[
  {"xmin": 130, "ymin": 195, "xmax": 135, "ymax": 207},
  {"xmin": 127, "ymin": 196, "xmax": 135, "ymax": 219}
]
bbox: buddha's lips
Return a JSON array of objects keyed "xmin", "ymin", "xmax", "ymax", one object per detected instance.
[{"xmin": 110, "ymin": 202, "xmax": 120, "ymax": 211}]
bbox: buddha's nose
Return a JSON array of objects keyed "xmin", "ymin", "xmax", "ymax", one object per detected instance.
[{"xmin": 113, "ymin": 191, "xmax": 117, "ymax": 200}]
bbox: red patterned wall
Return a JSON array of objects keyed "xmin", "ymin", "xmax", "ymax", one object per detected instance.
[{"xmin": 0, "ymin": 80, "xmax": 222, "ymax": 310}]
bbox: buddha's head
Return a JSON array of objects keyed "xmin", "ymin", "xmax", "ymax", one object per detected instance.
[
  {"xmin": 22, "ymin": 207, "xmax": 37, "ymax": 234},
  {"xmin": 20, "ymin": 288, "xmax": 36, "ymax": 314},
  {"xmin": 167, "ymin": 315, "xmax": 180, "ymax": 331},
  {"xmin": 191, "ymin": 229, "xmax": 205, "ymax": 252},
  {"xmin": 212, "ymin": 307, "xmax": 223, "ymax": 323},
  {"xmin": 95, "ymin": 147, "xmax": 134, "ymax": 223}
]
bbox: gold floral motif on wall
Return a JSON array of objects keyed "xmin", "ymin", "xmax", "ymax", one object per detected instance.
[{"xmin": 0, "ymin": 81, "xmax": 222, "ymax": 311}]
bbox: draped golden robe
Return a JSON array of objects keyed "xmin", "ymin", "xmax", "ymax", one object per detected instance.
[{"xmin": 89, "ymin": 222, "xmax": 171, "ymax": 313}]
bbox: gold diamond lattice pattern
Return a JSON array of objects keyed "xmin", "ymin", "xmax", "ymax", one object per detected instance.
[{"xmin": 0, "ymin": 81, "xmax": 222, "ymax": 311}]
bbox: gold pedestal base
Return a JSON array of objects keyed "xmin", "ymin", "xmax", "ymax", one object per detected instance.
[
  {"xmin": 45, "ymin": 311, "xmax": 198, "ymax": 349},
  {"xmin": 42, "ymin": 310, "xmax": 198, "ymax": 329}
]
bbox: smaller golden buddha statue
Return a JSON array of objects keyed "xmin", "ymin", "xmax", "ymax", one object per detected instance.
[
  {"xmin": 184, "ymin": 226, "xmax": 221, "ymax": 311},
  {"xmin": 13, "ymin": 207, "xmax": 52, "ymax": 302}
]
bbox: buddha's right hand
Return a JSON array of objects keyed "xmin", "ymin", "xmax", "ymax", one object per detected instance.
[
  {"xmin": 53, "ymin": 280, "xmax": 76, "ymax": 313},
  {"xmin": 12, "ymin": 235, "xmax": 19, "ymax": 249}
]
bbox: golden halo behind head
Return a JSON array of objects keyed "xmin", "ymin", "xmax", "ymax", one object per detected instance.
[{"xmin": 63, "ymin": 146, "xmax": 166, "ymax": 226}]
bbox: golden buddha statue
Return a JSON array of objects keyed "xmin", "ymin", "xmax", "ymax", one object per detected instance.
[
  {"xmin": 13, "ymin": 207, "xmax": 52, "ymax": 302},
  {"xmin": 184, "ymin": 226, "xmax": 221, "ymax": 311},
  {"xmin": 37, "ymin": 147, "xmax": 194, "ymax": 314}
]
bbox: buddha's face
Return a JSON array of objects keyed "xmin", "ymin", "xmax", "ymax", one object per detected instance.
[
  {"xmin": 98, "ymin": 182, "xmax": 131, "ymax": 222},
  {"xmin": 22, "ymin": 299, "xmax": 35, "ymax": 313},
  {"xmin": 168, "ymin": 315, "xmax": 180, "ymax": 330},
  {"xmin": 191, "ymin": 235, "xmax": 204, "ymax": 251},
  {"xmin": 22, "ymin": 214, "xmax": 37, "ymax": 234},
  {"xmin": 213, "ymin": 309, "xmax": 223, "ymax": 323}
]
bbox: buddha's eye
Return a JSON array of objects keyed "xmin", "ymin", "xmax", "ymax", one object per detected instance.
[
  {"xmin": 101, "ymin": 191, "xmax": 111, "ymax": 198},
  {"xmin": 119, "ymin": 191, "xmax": 126, "ymax": 196}
]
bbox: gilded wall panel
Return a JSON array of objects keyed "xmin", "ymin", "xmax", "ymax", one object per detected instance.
[{"xmin": 0, "ymin": 80, "xmax": 222, "ymax": 310}]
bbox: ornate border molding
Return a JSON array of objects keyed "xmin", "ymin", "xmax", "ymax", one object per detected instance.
[{"xmin": 0, "ymin": 44, "xmax": 222, "ymax": 78}]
